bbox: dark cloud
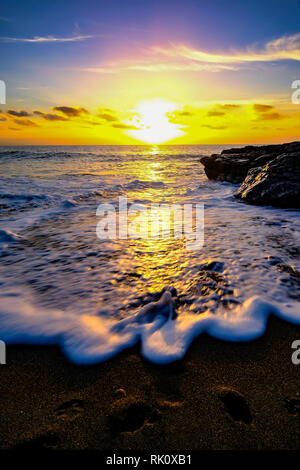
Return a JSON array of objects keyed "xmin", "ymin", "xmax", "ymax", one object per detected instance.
[
  {"xmin": 97, "ymin": 112, "xmax": 118, "ymax": 122},
  {"xmin": 217, "ymin": 103, "xmax": 241, "ymax": 111},
  {"xmin": 96, "ymin": 107, "xmax": 118, "ymax": 122},
  {"xmin": 175, "ymin": 110, "xmax": 194, "ymax": 117},
  {"xmin": 201, "ymin": 124, "xmax": 227, "ymax": 130},
  {"xmin": 112, "ymin": 123, "xmax": 139, "ymax": 130},
  {"xmin": 219, "ymin": 104, "xmax": 241, "ymax": 110},
  {"xmin": 253, "ymin": 104, "xmax": 274, "ymax": 113},
  {"xmin": 34, "ymin": 110, "xmax": 68, "ymax": 121},
  {"xmin": 7, "ymin": 109, "xmax": 32, "ymax": 117},
  {"xmin": 207, "ymin": 110, "xmax": 225, "ymax": 117},
  {"xmin": 255, "ymin": 112, "xmax": 283, "ymax": 121},
  {"xmin": 52, "ymin": 106, "xmax": 89, "ymax": 117},
  {"xmin": 84, "ymin": 120, "xmax": 103, "ymax": 126},
  {"xmin": 167, "ymin": 109, "xmax": 195, "ymax": 124},
  {"xmin": 13, "ymin": 119, "xmax": 38, "ymax": 127}
]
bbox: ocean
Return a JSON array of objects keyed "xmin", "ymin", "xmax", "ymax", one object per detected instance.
[{"xmin": 0, "ymin": 145, "xmax": 299, "ymax": 364}]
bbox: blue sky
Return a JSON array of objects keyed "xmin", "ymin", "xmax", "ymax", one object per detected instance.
[{"xmin": 0, "ymin": 0, "xmax": 299, "ymax": 144}]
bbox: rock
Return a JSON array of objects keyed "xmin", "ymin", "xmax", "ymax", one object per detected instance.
[
  {"xmin": 200, "ymin": 141, "xmax": 300, "ymax": 208},
  {"xmin": 200, "ymin": 141, "xmax": 300, "ymax": 184},
  {"xmin": 234, "ymin": 151, "xmax": 300, "ymax": 207}
]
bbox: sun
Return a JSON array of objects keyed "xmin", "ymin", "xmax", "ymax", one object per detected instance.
[{"xmin": 126, "ymin": 99, "xmax": 185, "ymax": 144}]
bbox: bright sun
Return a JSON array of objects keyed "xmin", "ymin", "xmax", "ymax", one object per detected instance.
[{"xmin": 127, "ymin": 99, "xmax": 185, "ymax": 144}]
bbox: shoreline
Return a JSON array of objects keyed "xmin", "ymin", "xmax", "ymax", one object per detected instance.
[{"xmin": 1, "ymin": 315, "xmax": 300, "ymax": 450}]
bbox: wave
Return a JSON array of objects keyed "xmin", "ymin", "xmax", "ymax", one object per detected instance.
[
  {"xmin": 0, "ymin": 229, "xmax": 24, "ymax": 244},
  {"xmin": 123, "ymin": 180, "xmax": 165, "ymax": 190},
  {"xmin": 0, "ymin": 290, "xmax": 299, "ymax": 365}
]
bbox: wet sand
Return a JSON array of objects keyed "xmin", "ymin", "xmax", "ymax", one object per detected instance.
[{"xmin": 0, "ymin": 315, "xmax": 300, "ymax": 451}]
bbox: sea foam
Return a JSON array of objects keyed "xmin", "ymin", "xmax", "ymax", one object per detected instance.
[{"xmin": 0, "ymin": 291, "xmax": 299, "ymax": 365}]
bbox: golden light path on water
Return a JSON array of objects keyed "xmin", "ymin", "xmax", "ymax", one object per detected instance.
[
  {"xmin": 0, "ymin": 144, "xmax": 299, "ymax": 364},
  {"xmin": 0, "ymin": 144, "xmax": 298, "ymax": 326}
]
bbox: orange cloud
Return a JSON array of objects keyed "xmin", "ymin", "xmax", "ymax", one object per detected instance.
[
  {"xmin": 34, "ymin": 110, "xmax": 68, "ymax": 121},
  {"xmin": 52, "ymin": 106, "xmax": 89, "ymax": 117}
]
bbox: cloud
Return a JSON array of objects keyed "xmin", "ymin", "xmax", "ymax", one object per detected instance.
[
  {"xmin": 7, "ymin": 109, "xmax": 31, "ymax": 117},
  {"xmin": 201, "ymin": 124, "xmax": 228, "ymax": 130},
  {"xmin": 177, "ymin": 111, "xmax": 195, "ymax": 117},
  {"xmin": 52, "ymin": 106, "xmax": 89, "ymax": 117},
  {"xmin": 152, "ymin": 33, "xmax": 300, "ymax": 65},
  {"xmin": 0, "ymin": 117, "xmax": 6, "ymax": 121},
  {"xmin": 253, "ymin": 104, "xmax": 274, "ymax": 113},
  {"xmin": 112, "ymin": 123, "xmax": 139, "ymax": 130},
  {"xmin": 126, "ymin": 63, "xmax": 237, "ymax": 72},
  {"xmin": 217, "ymin": 104, "xmax": 241, "ymax": 110},
  {"xmin": 79, "ymin": 67, "xmax": 117, "ymax": 74},
  {"xmin": 97, "ymin": 108, "xmax": 118, "ymax": 122},
  {"xmin": 33, "ymin": 110, "xmax": 68, "ymax": 121},
  {"xmin": 0, "ymin": 35, "xmax": 96, "ymax": 43},
  {"xmin": 57, "ymin": 32, "xmax": 300, "ymax": 77},
  {"xmin": 80, "ymin": 63, "xmax": 237, "ymax": 74},
  {"xmin": 207, "ymin": 110, "xmax": 225, "ymax": 117},
  {"xmin": 13, "ymin": 119, "xmax": 38, "ymax": 127},
  {"xmin": 251, "ymin": 104, "xmax": 283, "ymax": 121},
  {"xmin": 255, "ymin": 112, "xmax": 283, "ymax": 121}
]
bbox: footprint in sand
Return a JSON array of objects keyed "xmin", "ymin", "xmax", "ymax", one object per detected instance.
[
  {"xmin": 218, "ymin": 387, "xmax": 253, "ymax": 424},
  {"xmin": 108, "ymin": 399, "xmax": 161, "ymax": 434},
  {"xmin": 54, "ymin": 399, "xmax": 85, "ymax": 420}
]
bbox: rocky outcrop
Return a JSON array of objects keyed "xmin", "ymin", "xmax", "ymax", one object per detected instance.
[
  {"xmin": 234, "ymin": 151, "xmax": 300, "ymax": 207},
  {"xmin": 200, "ymin": 141, "xmax": 300, "ymax": 208}
]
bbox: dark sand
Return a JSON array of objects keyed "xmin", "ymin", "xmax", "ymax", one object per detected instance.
[{"xmin": 1, "ymin": 316, "xmax": 300, "ymax": 451}]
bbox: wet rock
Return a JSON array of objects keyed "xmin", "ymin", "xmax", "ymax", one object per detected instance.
[
  {"xmin": 199, "ymin": 260, "xmax": 224, "ymax": 272},
  {"xmin": 234, "ymin": 151, "xmax": 300, "ymax": 208},
  {"xmin": 200, "ymin": 141, "xmax": 300, "ymax": 208}
]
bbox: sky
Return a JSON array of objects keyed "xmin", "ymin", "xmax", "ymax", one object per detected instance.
[{"xmin": 0, "ymin": 0, "xmax": 299, "ymax": 145}]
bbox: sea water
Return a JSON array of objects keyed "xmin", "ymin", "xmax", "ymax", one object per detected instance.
[{"xmin": 0, "ymin": 145, "xmax": 299, "ymax": 364}]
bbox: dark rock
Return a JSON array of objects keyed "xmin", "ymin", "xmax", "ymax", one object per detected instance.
[
  {"xmin": 199, "ymin": 260, "xmax": 225, "ymax": 272},
  {"xmin": 200, "ymin": 141, "xmax": 300, "ymax": 208},
  {"xmin": 234, "ymin": 151, "xmax": 300, "ymax": 207},
  {"xmin": 200, "ymin": 141, "xmax": 300, "ymax": 184}
]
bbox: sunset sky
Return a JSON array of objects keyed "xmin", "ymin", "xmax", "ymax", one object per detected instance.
[{"xmin": 0, "ymin": 0, "xmax": 299, "ymax": 145}]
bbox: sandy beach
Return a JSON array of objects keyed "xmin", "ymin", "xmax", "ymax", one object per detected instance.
[{"xmin": 1, "ymin": 315, "xmax": 300, "ymax": 451}]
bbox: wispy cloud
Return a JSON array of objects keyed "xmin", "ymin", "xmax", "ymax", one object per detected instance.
[
  {"xmin": 0, "ymin": 35, "xmax": 96, "ymax": 43},
  {"xmin": 126, "ymin": 63, "xmax": 237, "ymax": 72},
  {"xmin": 77, "ymin": 33, "xmax": 300, "ymax": 76},
  {"xmin": 79, "ymin": 62, "xmax": 237, "ymax": 74},
  {"xmin": 79, "ymin": 67, "xmax": 117, "ymax": 74},
  {"xmin": 152, "ymin": 33, "xmax": 300, "ymax": 64}
]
